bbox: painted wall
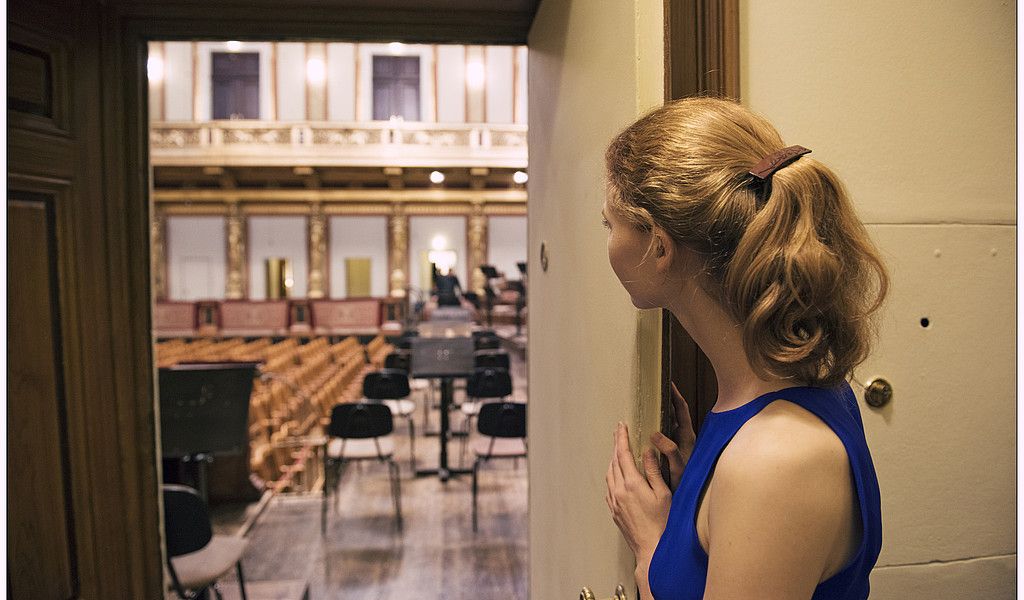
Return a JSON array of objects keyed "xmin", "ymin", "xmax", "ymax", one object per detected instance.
[
  {"xmin": 436, "ymin": 45, "xmax": 467, "ymax": 123},
  {"xmin": 327, "ymin": 43, "xmax": 357, "ymax": 121},
  {"xmin": 528, "ymin": 0, "xmax": 664, "ymax": 596},
  {"xmin": 247, "ymin": 216, "xmax": 308, "ymax": 300},
  {"xmin": 741, "ymin": 1, "xmax": 1015, "ymax": 597},
  {"xmin": 485, "ymin": 46, "xmax": 515, "ymax": 124},
  {"xmin": 166, "ymin": 216, "xmax": 226, "ymax": 300},
  {"xmin": 408, "ymin": 216, "xmax": 468, "ymax": 296},
  {"xmin": 162, "ymin": 42, "xmax": 193, "ymax": 121},
  {"xmin": 487, "ymin": 215, "xmax": 527, "ymax": 280},
  {"xmin": 276, "ymin": 42, "xmax": 306, "ymax": 121},
  {"xmin": 328, "ymin": 216, "xmax": 389, "ymax": 298}
]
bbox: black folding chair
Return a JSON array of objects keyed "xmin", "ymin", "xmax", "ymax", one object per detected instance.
[
  {"xmin": 474, "ymin": 349, "xmax": 511, "ymax": 371},
  {"xmin": 363, "ymin": 368, "xmax": 417, "ymax": 471},
  {"xmin": 322, "ymin": 403, "xmax": 403, "ymax": 534},
  {"xmin": 471, "ymin": 402, "xmax": 527, "ymax": 532},
  {"xmin": 473, "ymin": 334, "xmax": 502, "ymax": 351},
  {"xmin": 163, "ymin": 485, "xmax": 249, "ymax": 600},
  {"xmin": 459, "ymin": 367, "xmax": 513, "ymax": 467},
  {"xmin": 385, "ymin": 350, "xmax": 435, "ymax": 432}
]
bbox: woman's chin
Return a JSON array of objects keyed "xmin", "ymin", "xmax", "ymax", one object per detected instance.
[{"xmin": 628, "ymin": 295, "xmax": 658, "ymax": 310}]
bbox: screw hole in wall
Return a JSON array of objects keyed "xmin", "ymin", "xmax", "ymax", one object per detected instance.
[{"xmin": 920, "ymin": 317, "xmax": 930, "ymax": 328}]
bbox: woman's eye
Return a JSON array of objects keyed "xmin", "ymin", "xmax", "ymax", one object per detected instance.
[{"xmin": 601, "ymin": 219, "xmax": 611, "ymax": 229}]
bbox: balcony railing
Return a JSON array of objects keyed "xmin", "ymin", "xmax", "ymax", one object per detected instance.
[{"xmin": 150, "ymin": 120, "xmax": 528, "ymax": 168}]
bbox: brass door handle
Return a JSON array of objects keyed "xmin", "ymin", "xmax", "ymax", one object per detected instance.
[{"xmin": 580, "ymin": 584, "xmax": 627, "ymax": 600}]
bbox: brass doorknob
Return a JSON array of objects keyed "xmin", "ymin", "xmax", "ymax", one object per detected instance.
[
  {"xmin": 864, "ymin": 378, "xmax": 893, "ymax": 408},
  {"xmin": 580, "ymin": 584, "xmax": 627, "ymax": 600}
]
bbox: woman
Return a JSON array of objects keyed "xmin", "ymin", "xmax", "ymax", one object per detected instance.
[{"xmin": 602, "ymin": 97, "xmax": 888, "ymax": 600}]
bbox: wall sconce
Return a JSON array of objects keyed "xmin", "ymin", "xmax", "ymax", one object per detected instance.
[
  {"xmin": 466, "ymin": 61, "xmax": 486, "ymax": 90},
  {"xmin": 306, "ymin": 58, "xmax": 326, "ymax": 85},
  {"xmin": 147, "ymin": 55, "xmax": 164, "ymax": 83}
]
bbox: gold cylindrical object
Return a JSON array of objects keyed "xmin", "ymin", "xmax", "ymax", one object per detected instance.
[{"xmin": 265, "ymin": 258, "xmax": 293, "ymax": 299}]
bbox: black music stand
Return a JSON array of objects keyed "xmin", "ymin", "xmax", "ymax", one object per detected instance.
[
  {"xmin": 159, "ymin": 363, "xmax": 258, "ymax": 502},
  {"xmin": 410, "ymin": 337, "xmax": 475, "ymax": 482}
]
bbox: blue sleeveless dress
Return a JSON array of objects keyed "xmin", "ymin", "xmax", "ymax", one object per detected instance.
[{"xmin": 647, "ymin": 382, "xmax": 882, "ymax": 599}]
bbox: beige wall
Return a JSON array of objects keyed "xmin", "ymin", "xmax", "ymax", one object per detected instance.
[
  {"xmin": 741, "ymin": 1, "xmax": 1016, "ymax": 598},
  {"xmin": 527, "ymin": 0, "xmax": 664, "ymax": 597}
]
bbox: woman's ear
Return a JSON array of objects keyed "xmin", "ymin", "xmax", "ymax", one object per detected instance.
[{"xmin": 652, "ymin": 226, "xmax": 674, "ymax": 273}]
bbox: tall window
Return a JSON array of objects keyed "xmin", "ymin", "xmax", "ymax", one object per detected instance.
[
  {"xmin": 212, "ymin": 52, "xmax": 260, "ymax": 120},
  {"xmin": 372, "ymin": 56, "xmax": 420, "ymax": 121}
]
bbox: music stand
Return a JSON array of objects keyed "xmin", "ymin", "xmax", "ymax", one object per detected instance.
[
  {"xmin": 410, "ymin": 337, "xmax": 475, "ymax": 481},
  {"xmin": 159, "ymin": 362, "xmax": 258, "ymax": 501}
]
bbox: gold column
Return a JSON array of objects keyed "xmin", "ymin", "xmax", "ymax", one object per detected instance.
[
  {"xmin": 151, "ymin": 211, "xmax": 167, "ymax": 300},
  {"xmin": 468, "ymin": 203, "xmax": 488, "ymax": 295},
  {"xmin": 226, "ymin": 202, "xmax": 247, "ymax": 299},
  {"xmin": 307, "ymin": 203, "xmax": 327, "ymax": 299},
  {"xmin": 388, "ymin": 204, "xmax": 409, "ymax": 297}
]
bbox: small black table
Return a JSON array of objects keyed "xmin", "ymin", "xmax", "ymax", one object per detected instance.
[{"xmin": 410, "ymin": 333, "xmax": 475, "ymax": 482}]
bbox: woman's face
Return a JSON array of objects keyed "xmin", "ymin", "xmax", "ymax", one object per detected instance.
[{"xmin": 602, "ymin": 198, "xmax": 663, "ymax": 310}]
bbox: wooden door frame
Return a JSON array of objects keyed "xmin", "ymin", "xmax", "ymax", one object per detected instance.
[
  {"xmin": 661, "ymin": 0, "xmax": 740, "ymax": 434},
  {"xmin": 103, "ymin": 2, "xmax": 537, "ymax": 595}
]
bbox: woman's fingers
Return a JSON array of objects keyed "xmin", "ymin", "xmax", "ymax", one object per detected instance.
[
  {"xmin": 651, "ymin": 431, "xmax": 683, "ymax": 467},
  {"xmin": 615, "ymin": 423, "xmax": 643, "ymax": 487},
  {"xmin": 671, "ymin": 382, "xmax": 696, "ymax": 446},
  {"xmin": 643, "ymin": 449, "xmax": 669, "ymax": 495}
]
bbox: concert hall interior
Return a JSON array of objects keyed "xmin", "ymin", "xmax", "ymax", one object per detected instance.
[{"xmin": 150, "ymin": 38, "xmax": 530, "ymax": 599}]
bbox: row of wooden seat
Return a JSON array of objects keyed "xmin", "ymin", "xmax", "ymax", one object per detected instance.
[{"xmin": 155, "ymin": 335, "xmax": 392, "ymax": 492}]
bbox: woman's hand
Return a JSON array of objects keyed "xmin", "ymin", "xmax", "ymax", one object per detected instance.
[
  {"xmin": 650, "ymin": 382, "xmax": 696, "ymax": 492},
  {"xmin": 605, "ymin": 422, "xmax": 673, "ymax": 567}
]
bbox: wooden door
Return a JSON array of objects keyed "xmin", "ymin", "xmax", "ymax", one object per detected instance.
[
  {"xmin": 7, "ymin": 1, "xmax": 163, "ymax": 597},
  {"xmin": 662, "ymin": 0, "xmax": 740, "ymax": 433}
]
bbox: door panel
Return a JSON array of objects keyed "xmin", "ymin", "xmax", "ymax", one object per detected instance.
[{"xmin": 7, "ymin": 191, "xmax": 78, "ymax": 599}]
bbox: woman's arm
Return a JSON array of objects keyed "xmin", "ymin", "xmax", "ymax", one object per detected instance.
[{"xmin": 702, "ymin": 420, "xmax": 854, "ymax": 600}]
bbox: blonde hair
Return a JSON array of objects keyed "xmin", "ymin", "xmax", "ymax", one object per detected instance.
[{"xmin": 605, "ymin": 96, "xmax": 889, "ymax": 388}]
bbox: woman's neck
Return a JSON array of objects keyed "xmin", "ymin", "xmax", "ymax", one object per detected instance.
[{"xmin": 665, "ymin": 283, "xmax": 798, "ymax": 412}]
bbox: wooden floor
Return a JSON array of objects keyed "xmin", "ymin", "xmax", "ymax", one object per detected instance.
[{"xmin": 212, "ymin": 351, "xmax": 528, "ymax": 599}]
